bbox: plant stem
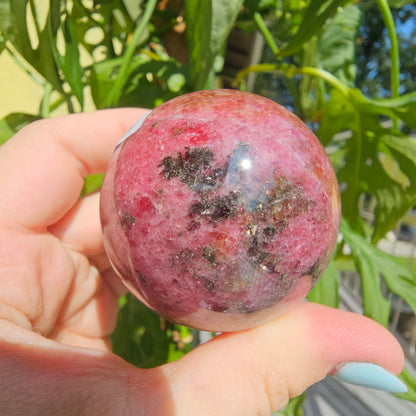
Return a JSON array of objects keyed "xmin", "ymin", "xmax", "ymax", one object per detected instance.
[
  {"xmin": 49, "ymin": 96, "xmax": 66, "ymax": 113},
  {"xmin": 40, "ymin": 83, "xmax": 53, "ymax": 118},
  {"xmin": 234, "ymin": 64, "xmax": 351, "ymax": 100},
  {"xmin": 107, "ymin": 0, "xmax": 158, "ymax": 107},
  {"xmin": 233, "ymin": 63, "xmax": 282, "ymax": 87},
  {"xmin": 254, "ymin": 12, "xmax": 280, "ymax": 56},
  {"xmin": 296, "ymin": 67, "xmax": 350, "ymax": 98},
  {"xmin": 351, "ymin": 109, "xmax": 363, "ymax": 224},
  {"xmin": 375, "ymin": 0, "xmax": 400, "ymax": 99},
  {"xmin": 4, "ymin": 42, "xmax": 44, "ymax": 86},
  {"xmin": 375, "ymin": 0, "xmax": 400, "ymax": 130}
]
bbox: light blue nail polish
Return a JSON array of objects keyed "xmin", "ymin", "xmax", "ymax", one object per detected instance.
[{"xmin": 332, "ymin": 362, "xmax": 407, "ymax": 394}]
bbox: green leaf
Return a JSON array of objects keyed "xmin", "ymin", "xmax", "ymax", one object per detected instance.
[
  {"xmin": 317, "ymin": 89, "xmax": 356, "ymax": 146},
  {"xmin": 119, "ymin": 60, "xmax": 189, "ymax": 108},
  {"xmin": 0, "ymin": 0, "xmax": 62, "ymax": 92},
  {"xmin": 307, "ymin": 258, "xmax": 340, "ymax": 308},
  {"xmin": 356, "ymin": 91, "xmax": 416, "ymax": 129},
  {"xmin": 388, "ymin": 0, "xmax": 416, "ymax": 7},
  {"xmin": 50, "ymin": 13, "xmax": 84, "ymax": 107},
  {"xmin": 185, "ymin": 0, "xmax": 243, "ymax": 90},
  {"xmin": 90, "ymin": 53, "xmax": 188, "ymax": 109},
  {"xmin": 397, "ymin": 367, "xmax": 416, "ymax": 402},
  {"xmin": 340, "ymin": 218, "xmax": 391, "ymax": 326},
  {"xmin": 341, "ymin": 218, "xmax": 416, "ymax": 326},
  {"xmin": 112, "ymin": 294, "xmax": 169, "ymax": 368},
  {"xmin": 81, "ymin": 173, "xmax": 104, "ymax": 196},
  {"xmin": 274, "ymin": 394, "xmax": 305, "ymax": 416},
  {"xmin": 372, "ymin": 133, "xmax": 416, "ymax": 241},
  {"xmin": 89, "ymin": 53, "xmax": 150, "ymax": 109},
  {"xmin": 377, "ymin": 152, "xmax": 410, "ymax": 189},
  {"xmin": 0, "ymin": 32, "xmax": 5, "ymax": 54},
  {"xmin": 184, "ymin": 0, "xmax": 213, "ymax": 90},
  {"xmin": 0, "ymin": 112, "xmax": 41, "ymax": 145},
  {"xmin": 280, "ymin": 0, "xmax": 347, "ymax": 56},
  {"xmin": 299, "ymin": 37, "xmax": 326, "ymax": 121},
  {"xmin": 317, "ymin": 3, "xmax": 361, "ymax": 82},
  {"xmin": 106, "ymin": 0, "xmax": 158, "ymax": 107},
  {"xmin": 318, "ymin": 87, "xmax": 416, "ymax": 240}
]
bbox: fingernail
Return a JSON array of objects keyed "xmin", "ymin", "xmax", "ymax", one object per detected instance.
[
  {"xmin": 331, "ymin": 362, "xmax": 407, "ymax": 393},
  {"xmin": 115, "ymin": 110, "xmax": 152, "ymax": 150}
]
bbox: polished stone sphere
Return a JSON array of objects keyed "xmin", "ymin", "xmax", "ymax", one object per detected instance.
[{"xmin": 100, "ymin": 90, "xmax": 341, "ymax": 331}]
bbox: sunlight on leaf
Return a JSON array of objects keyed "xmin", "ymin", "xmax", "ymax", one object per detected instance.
[{"xmin": 377, "ymin": 152, "xmax": 411, "ymax": 190}]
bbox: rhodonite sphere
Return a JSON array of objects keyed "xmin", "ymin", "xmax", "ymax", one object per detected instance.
[{"xmin": 100, "ymin": 89, "xmax": 341, "ymax": 332}]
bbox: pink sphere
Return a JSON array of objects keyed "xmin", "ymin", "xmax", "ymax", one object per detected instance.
[{"xmin": 100, "ymin": 90, "xmax": 341, "ymax": 332}]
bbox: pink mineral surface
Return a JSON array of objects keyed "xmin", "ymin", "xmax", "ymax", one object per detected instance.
[{"xmin": 100, "ymin": 89, "xmax": 341, "ymax": 331}]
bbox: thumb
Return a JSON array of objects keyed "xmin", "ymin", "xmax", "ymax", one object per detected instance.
[{"xmin": 163, "ymin": 302, "xmax": 406, "ymax": 415}]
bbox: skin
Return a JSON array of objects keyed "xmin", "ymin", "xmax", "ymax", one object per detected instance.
[{"xmin": 0, "ymin": 109, "xmax": 405, "ymax": 416}]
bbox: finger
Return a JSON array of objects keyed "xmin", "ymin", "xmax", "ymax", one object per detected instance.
[
  {"xmin": 47, "ymin": 192, "xmax": 127, "ymax": 296},
  {"xmin": 48, "ymin": 252, "xmax": 119, "ymax": 349},
  {"xmin": 163, "ymin": 303, "xmax": 405, "ymax": 415},
  {"xmin": 0, "ymin": 108, "xmax": 148, "ymax": 230},
  {"xmin": 48, "ymin": 192, "xmax": 103, "ymax": 256}
]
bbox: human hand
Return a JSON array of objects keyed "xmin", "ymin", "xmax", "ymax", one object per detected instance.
[{"xmin": 0, "ymin": 109, "xmax": 406, "ymax": 415}]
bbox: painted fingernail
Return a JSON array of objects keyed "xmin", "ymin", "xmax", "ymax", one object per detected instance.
[
  {"xmin": 331, "ymin": 362, "xmax": 407, "ymax": 393},
  {"xmin": 115, "ymin": 110, "xmax": 152, "ymax": 150}
]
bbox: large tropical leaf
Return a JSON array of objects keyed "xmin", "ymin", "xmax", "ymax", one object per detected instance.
[
  {"xmin": 318, "ymin": 87, "xmax": 416, "ymax": 241},
  {"xmin": 185, "ymin": 0, "xmax": 244, "ymax": 90},
  {"xmin": 318, "ymin": 3, "xmax": 361, "ymax": 82},
  {"xmin": 50, "ymin": 11, "xmax": 84, "ymax": 107},
  {"xmin": 340, "ymin": 218, "xmax": 416, "ymax": 327},
  {"xmin": 0, "ymin": 0, "xmax": 62, "ymax": 92},
  {"xmin": 297, "ymin": 4, "xmax": 361, "ymax": 122},
  {"xmin": 279, "ymin": 0, "xmax": 348, "ymax": 56},
  {"xmin": 112, "ymin": 294, "xmax": 170, "ymax": 368}
]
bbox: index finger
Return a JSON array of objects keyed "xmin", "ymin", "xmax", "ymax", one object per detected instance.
[{"xmin": 0, "ymin": 108, "xmax": 148, "ymax": 230}]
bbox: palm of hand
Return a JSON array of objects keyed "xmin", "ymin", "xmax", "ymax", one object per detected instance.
[{"xmin": 0, "ymin": 111, "xmax": 142, "ymax": 351}]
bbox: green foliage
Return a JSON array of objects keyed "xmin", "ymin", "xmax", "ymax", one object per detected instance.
[
  {"xmin": 81, "ymin": 173, "xmax": 104, "ymax": 196},
  {"xmin": 112, "ymin": 294, "xmax": 170, "ymax": 368},
  {"xmin": 317, "ymin": 3, "xmax": 360, "ymax": 83},
  {"xmin": 273, "ymin": 394, "xmax": 305, "ymax": 416},
  {"xmin": 185, "ymin": 0, "xmax": 244, "ymax": 90},
  {"xmin": 389, "ymin": 0, "xmax": 416, "ymax": 7},
  {"xmin": 317, "ymin": 88, "xmax": 416, "ymax": 240},
  {"xmin": 0, "ymin": 0, "xmax": 62, "ymax": 94},
  {"xmin": 112, "ymin": 294, "xmax": 193, "ymax": 368},
  {"xmin": 398, "ymin": 367, "xmax": 416, "ymax": 402},
  {"xmin": 1, "ymin": 0, "xmax": 416, "ymax": 411},
  {"xmin": 279, "ymin": 0, "xmax": 348, "ymax": 57},
  {"xmin": 0, "ymin": 112, "xmax": 40, "ymax": 144},
  {"xmin": 307, "ymin": 258, "xmax": 340, "ymax": 308}
]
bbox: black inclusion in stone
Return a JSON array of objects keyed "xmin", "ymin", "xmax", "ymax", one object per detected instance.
[
  {"xmin": 121, "ymin": 213, "xmax": 136, "ymax": 230},
  {"xmin": 189, "ymin": 191, "xmax": 243, "ymax": 224},
  {"xmin": 159, "ymin": 147, "xmax": 228, "ymax": 193}
]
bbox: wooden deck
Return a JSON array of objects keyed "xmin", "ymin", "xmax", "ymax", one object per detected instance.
[{"xmin": 304, "ymin": 374, "xmax": 416, "ymax": 415}]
